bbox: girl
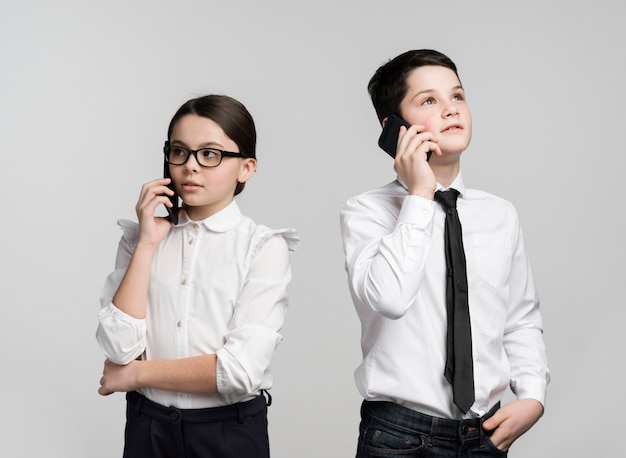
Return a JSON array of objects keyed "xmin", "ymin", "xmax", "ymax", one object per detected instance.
[{"xmin": 96, "ymin": 94, "xmax": 298, "ymax": 458}]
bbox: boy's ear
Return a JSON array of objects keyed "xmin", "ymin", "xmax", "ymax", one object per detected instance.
[
  {"xmin": 238, "ymin": 158, "xmax": 257, "ymax": 183},
  {"xmin": 381, "ymin": 116, "xmax": 389, "ymax": 128}
]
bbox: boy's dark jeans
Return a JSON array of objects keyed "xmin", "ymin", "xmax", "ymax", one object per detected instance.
[{"xmin": 356, "ymin": 400, "xmax": 507, "ymax": 457}]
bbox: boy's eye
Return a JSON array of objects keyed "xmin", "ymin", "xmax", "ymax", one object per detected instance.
[
  {"xmin": 421, "ymin": 97, "xmax": 434, "ymax": 106},
  {"xmin": 172, "ymin": 147, "xmax": 187, "ymax": 157}
]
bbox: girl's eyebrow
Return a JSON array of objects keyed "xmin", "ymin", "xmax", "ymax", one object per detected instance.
[{"xmin": 170, "ymin": 139, "xmax": 226, "ymax": 149}]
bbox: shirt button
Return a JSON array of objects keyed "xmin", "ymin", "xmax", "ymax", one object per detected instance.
[
  {"xmin": 189, "ymin": 239, "xmax": 194, "ymax": 245},
  {"xmin": 193, "ymin": 223, "xmax": 199, "ymax": 230},
  {"xmin": 181, "ymin": 278, "xmax": 187, "ymax": 285},
  {"xmin": 177, "ymin": 320, "xmax": 183, "ymax": 328}
]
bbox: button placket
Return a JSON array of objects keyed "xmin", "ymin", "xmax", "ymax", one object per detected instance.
[{"xmin": 175, "ymin": 224, "xmax": 200, "ymax": 355}]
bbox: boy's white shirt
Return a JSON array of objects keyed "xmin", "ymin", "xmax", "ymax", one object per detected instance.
[{"xmin": 340, "ymin": 173, "xmax": 549, "ymax": 419}]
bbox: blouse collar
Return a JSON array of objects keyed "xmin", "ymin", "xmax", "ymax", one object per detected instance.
[{"xmin": 177, "ymin": 200, "xmax": 243, "ymax": 233}]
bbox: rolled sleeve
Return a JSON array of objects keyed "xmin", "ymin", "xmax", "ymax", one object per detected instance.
[
  {"xmin": 215, "ymin": 233, "xmax": 292, "ymax": 394},
  {"xmin": 96, "ymin": 302, "xmax": 147, "ymax": 364},
  {"xmin": 95, "ymin": 221, "xmax": 147, "ymax": 365},
  {"xmin": 215, "ymin": 326, "xmax": 283, "ymax": 394}
]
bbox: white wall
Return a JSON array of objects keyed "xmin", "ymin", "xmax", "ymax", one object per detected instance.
[{"xmin": 1, "ymin": 1, "xmax": 623, "ymax": 457}]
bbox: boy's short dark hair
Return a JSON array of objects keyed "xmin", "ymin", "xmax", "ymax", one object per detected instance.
[{"xmin": 368, "ymin": 49, "xmax": 460, "ymax": 124}]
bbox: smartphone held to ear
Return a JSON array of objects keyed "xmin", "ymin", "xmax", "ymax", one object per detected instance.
[
  {"xmin": 378, "ymin": 113, "xmax": 432, "ymax": 161},
  {"xmin": 163, "ymin": 159, "xmax": 179, "ymax": 225}
]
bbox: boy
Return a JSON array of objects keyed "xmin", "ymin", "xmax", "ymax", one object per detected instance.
[{"xmin": 340, "ymin": 49, "xmax": 549, "ymax": 457}]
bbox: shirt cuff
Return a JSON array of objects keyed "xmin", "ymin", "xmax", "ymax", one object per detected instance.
[
  {"xmin": 215, "ymin": 353, "xmax": 227, "ymax": 394},
  {"xmin": 397, "ymin": 195, "xmax": 435, "ymax": 230},
  {"xmin": 511, "ymin": 376, "xmax": 548, "ymax": 407}
]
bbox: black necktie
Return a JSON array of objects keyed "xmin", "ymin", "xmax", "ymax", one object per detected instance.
[{"xmin": 434, "ymin": 189, "xmax": 475, "ymax": 413}]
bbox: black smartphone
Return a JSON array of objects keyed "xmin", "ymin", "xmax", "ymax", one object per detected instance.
[
  {"xmin": 163, "ymin": 158, "xmax": 179, "ymax": 225},
  {"xmin": 378, "ymin": 113, "xmax": 431, "ymax": 161}
]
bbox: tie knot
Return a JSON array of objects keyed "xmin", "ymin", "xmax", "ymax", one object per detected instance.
[{"xmin": 435, "ymin": 189, "xmax": 460, "ymax": 210}]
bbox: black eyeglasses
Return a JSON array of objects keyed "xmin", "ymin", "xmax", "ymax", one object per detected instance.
[{"xmin": 164, "ymin": 141, "xmax": 243, "ymax": 168}]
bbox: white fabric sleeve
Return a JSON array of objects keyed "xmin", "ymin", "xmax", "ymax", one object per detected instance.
[
  {"xmin": 95, "ymin": 220, "xmax": 147, "ymax": 365},
  {"xmin": 215, "ymin": 230, "xmax": 296, "ymax": 394},
  {"xmin": 340, "ymin": 194, "xmax": 435, "ymax": 319},
  {"xmin": 503, "ymin": 222, "xmax": 550, "ymax": 405}
]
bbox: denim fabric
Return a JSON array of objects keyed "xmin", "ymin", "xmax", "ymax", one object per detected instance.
[{"xmin": 356, "ymin": 401, "xmax": 507, "ymax": 457}]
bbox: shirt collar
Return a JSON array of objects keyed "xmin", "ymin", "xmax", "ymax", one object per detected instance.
[
  {"xmin": 396, "ymin": 172, "xmax": 466, "ymax": 199},
  {"xmin": 176, "ymin": 200, "xmax": 243, "ymax": 232},
  {"xmin": 437, "ymin": 173, "xmax": 466, "ymax": 199}
]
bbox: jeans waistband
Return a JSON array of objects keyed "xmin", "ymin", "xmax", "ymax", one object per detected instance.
[
  {"xmin": 126, "ymin": 391, "xmax": 267, "ymax": 424},
  {"xmin": 361, "ymin": 400, "xmax": 500, "ymax": 441}
]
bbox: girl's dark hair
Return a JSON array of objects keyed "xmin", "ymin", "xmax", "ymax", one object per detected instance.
[
  {"xmin": 367, "ymin": 49, "xmax": 460, "ymax": 124},
  {"xmin": 167, "ymin": 94, "xmax": 256, "ymax": 196}
]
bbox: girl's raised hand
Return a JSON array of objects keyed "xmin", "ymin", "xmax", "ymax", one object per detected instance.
[{"xmin": 134, "ymin": 178, "xmax": 177, "ymax": 245}]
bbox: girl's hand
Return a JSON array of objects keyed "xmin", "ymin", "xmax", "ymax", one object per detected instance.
[
  {"xmin": 393, "ymin": 125, "xmax": 441, "ymax": 199},
  {"xmin": 135, "ymin": 178, "xmax": 176, "ymax": 245},
  {"xmin": 482, "ymin": 398, "xmax": 544, "ymax": 451},
  {"xmin": 98, "ymin": 359, "xmax": 140, "ymax": 396}
]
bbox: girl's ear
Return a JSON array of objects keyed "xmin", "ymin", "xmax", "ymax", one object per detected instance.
[{"xmin": 238, "ymin": 158, "xmax": 257, "ymax": 183}]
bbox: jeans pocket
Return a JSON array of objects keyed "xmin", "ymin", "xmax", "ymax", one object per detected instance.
[
  {"xmin": 483, "ymin": 436, "xmax": 508, "ymax": 456},
  {"xmin": 360, "ymin": 420, "xmax": 428, "ymax": 456}
]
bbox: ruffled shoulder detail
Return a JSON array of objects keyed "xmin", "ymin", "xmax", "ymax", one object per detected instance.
[
  {"xmin": 117, "ymin": 219, "xmax": 139, "ymax": 250},
  {"xmin": 252, "ymin": 226, "xmax": 300, "ymax": 259},
  {"xmin": 275, "ymin": 228, "xmax": 300, "ymax": 252}
]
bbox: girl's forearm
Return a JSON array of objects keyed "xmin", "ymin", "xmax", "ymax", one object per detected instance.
[
  {"xmin": 112, "ymin": 242, "xmax": 158, "ymax": 319},
  {"xmin": 136, "ymin": 355, "xmax": 218, "ymax": 394}
]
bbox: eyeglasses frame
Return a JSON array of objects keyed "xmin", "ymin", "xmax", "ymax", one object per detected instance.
[{"xmin": 163, "ymin": 141, "xmax": 244, "ymax": 168}]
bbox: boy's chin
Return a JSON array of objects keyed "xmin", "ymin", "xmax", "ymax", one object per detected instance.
[
  {"xmin": 440, "ymin": 140, "xmax": 470, "ymax": 157},
  {"xmin": 439, "ymin": 147, "xmax": 466, "ymax": 160}
]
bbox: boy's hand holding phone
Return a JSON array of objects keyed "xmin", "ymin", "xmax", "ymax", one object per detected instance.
[
  {"xmin": 378, "ymin": 114, "xmax": 440, "ymax": 199},
  {"xmin": 378, "ymin": 113, "xmax": 434, "ymax": 161}
]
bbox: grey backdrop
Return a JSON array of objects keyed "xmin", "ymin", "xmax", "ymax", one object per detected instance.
[{"xmin": 1, "ymin": 1, "xmax": 623, "ymax": 457}]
